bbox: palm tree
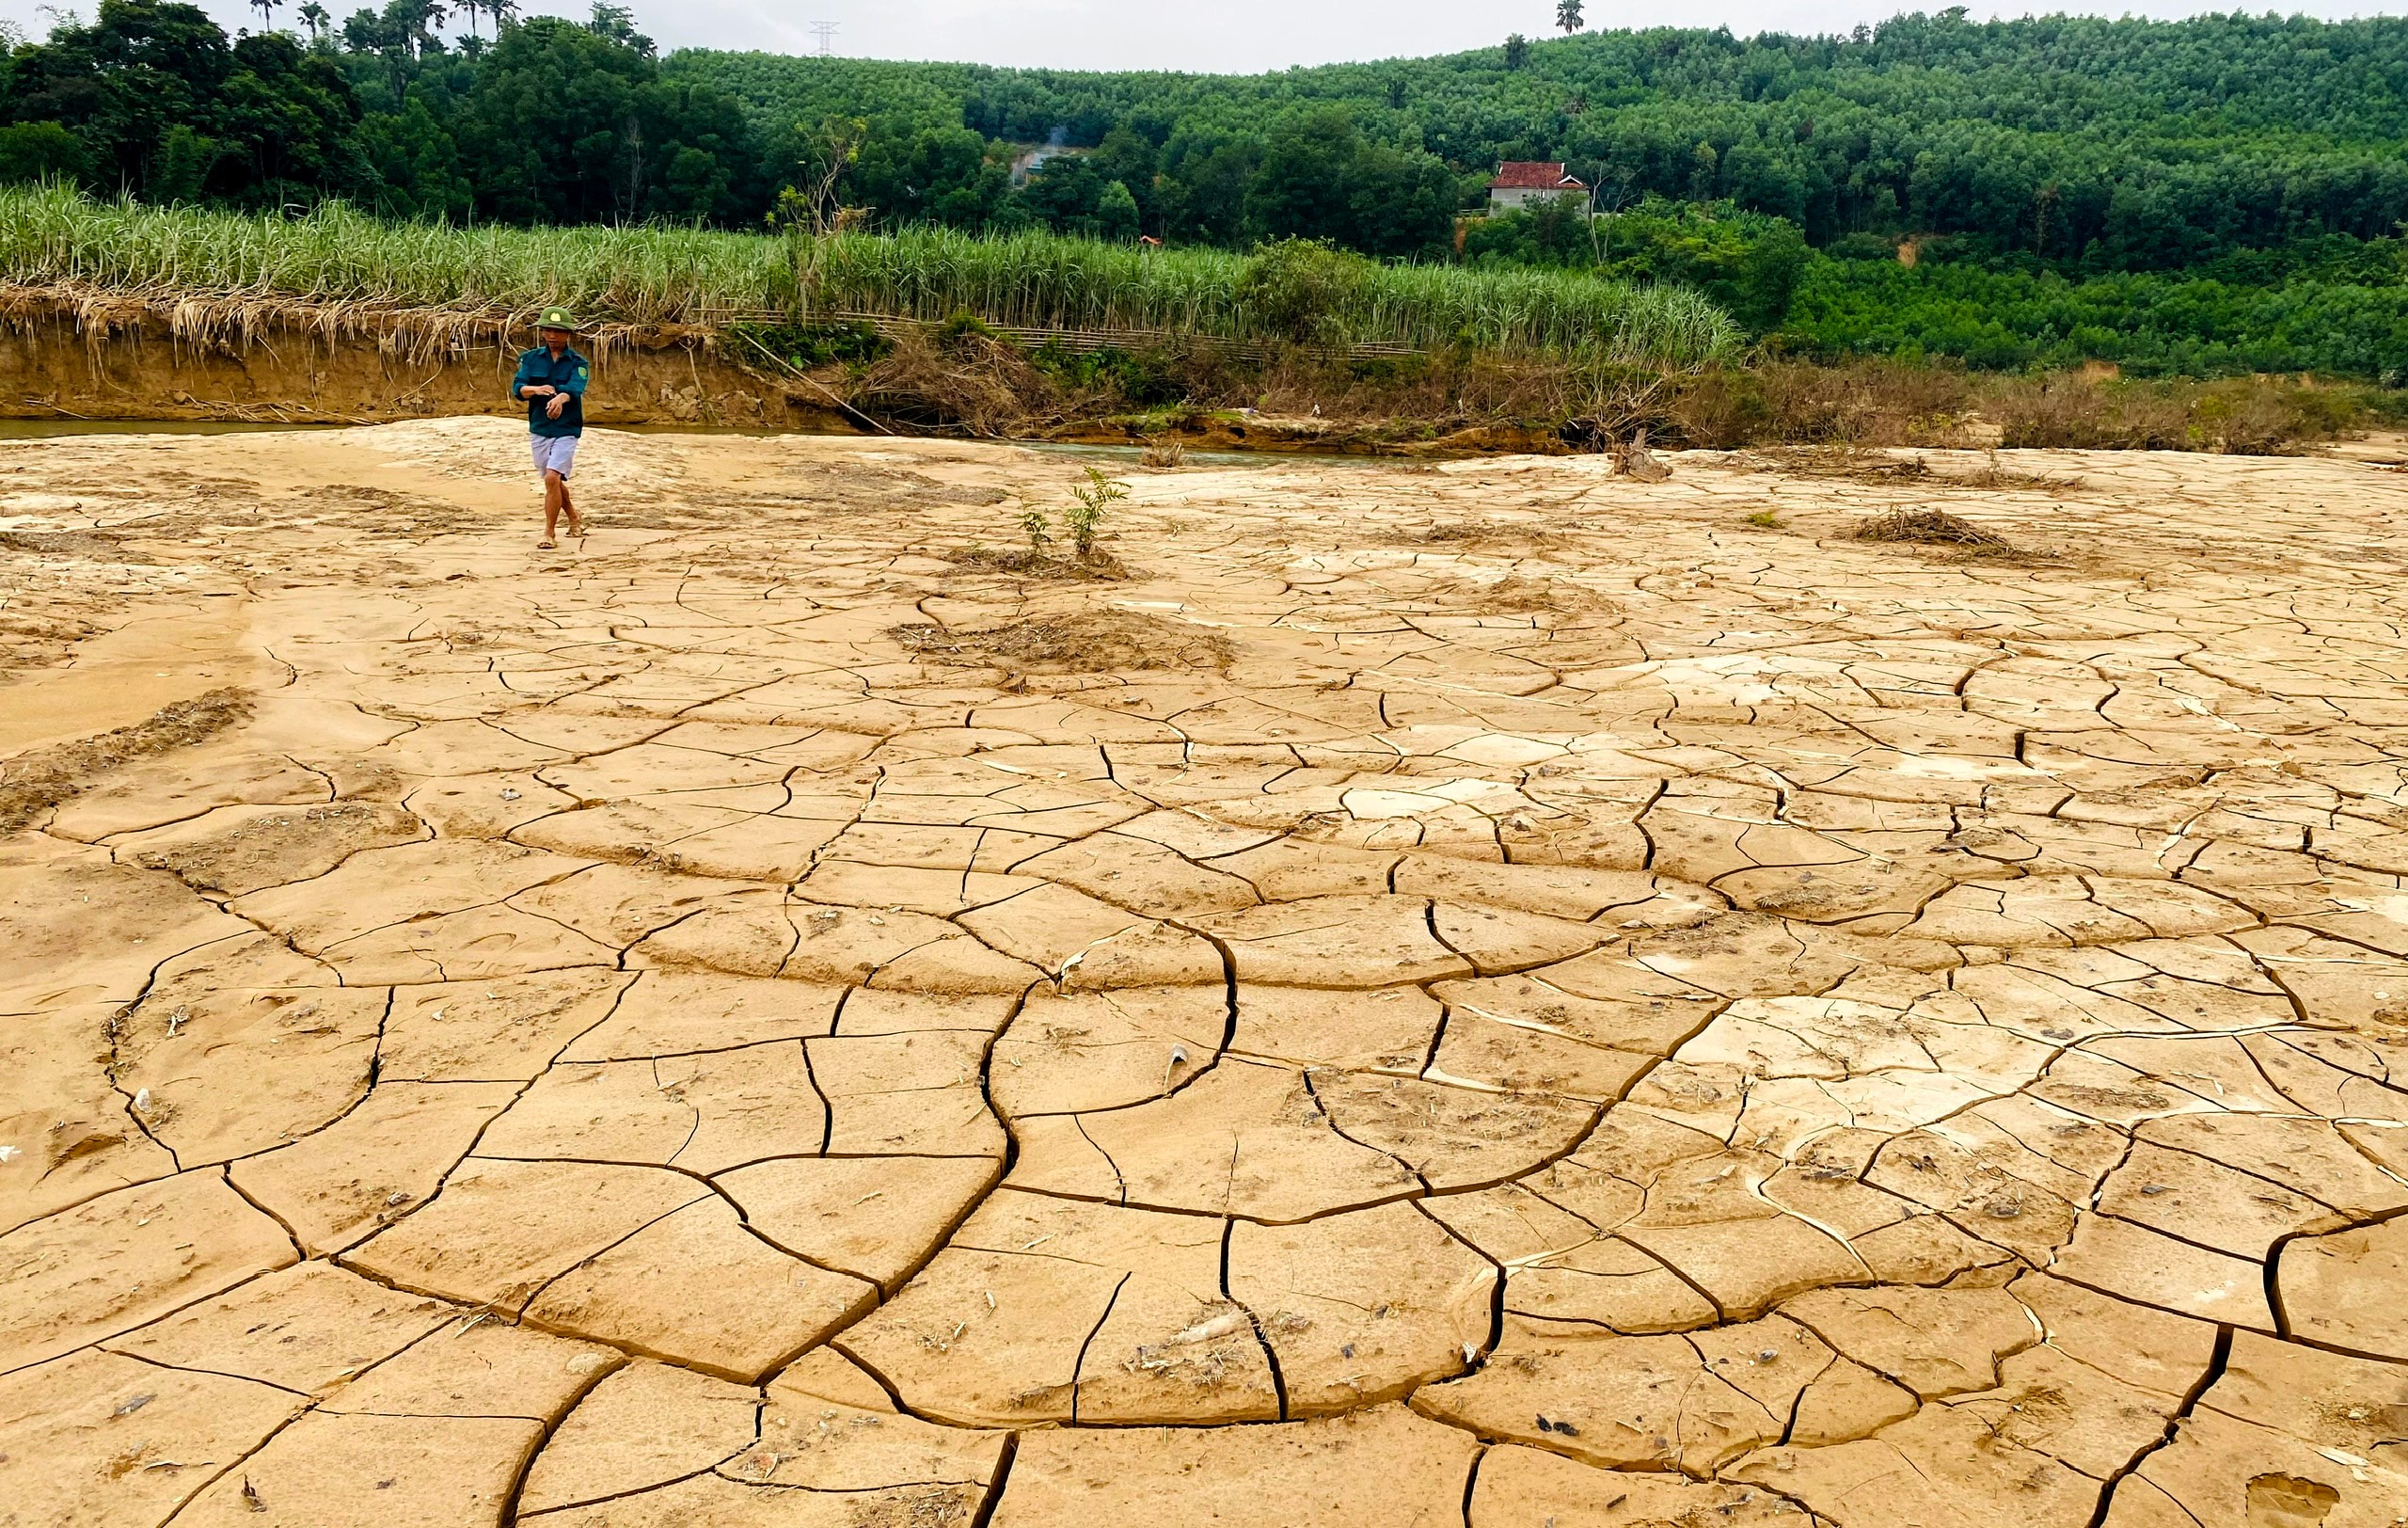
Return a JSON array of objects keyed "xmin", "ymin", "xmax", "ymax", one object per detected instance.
[
  {"xmin": 1556, "ymin": 0, "xmax": 1583, "ymax": 34},
  {"xmin": 249, "ymin": 0, "xmax": 284, "ymax": 32},
  {"xmin": 297, "ymin": 1, "xmax": 328, "ymax": 41},
  {"xmin": 487, "ymin": 0, "xmax": 518, "ymax": 32},
  {"xmin": 385, "ymin": 0, "xmax": 446, "ymax": 56}
]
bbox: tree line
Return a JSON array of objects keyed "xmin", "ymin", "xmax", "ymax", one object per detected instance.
[
  {"xmin": 0, "ymin": 3, "xmax": 2401, "ymax": 376},
  {"xmin": 0, "ymin": 0, "xmax": 762, "ymax": 223}
]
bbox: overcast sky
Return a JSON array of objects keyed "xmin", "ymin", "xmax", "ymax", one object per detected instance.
[{"xmin": 0, "ymin": 0, "xmax": 2392, "ymax": 72}]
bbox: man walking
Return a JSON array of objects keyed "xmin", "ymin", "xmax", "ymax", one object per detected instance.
[{"xmin": 512, "ymin": 306, "xmax": 590, "ymax": 549}]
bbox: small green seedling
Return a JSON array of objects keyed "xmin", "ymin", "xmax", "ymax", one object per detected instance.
[
  {"xmin": 1020, "ymin": 506, "xmax": 1054, "ymax": 554},
  {"xmin": 1065, "ymin": 467, "xmax": 1130, "ymax": 561},
  {"xmin": 1743, "ymin": 509, "xmax": 1783, "ymax": 529}
]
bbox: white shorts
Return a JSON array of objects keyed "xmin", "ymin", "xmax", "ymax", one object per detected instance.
[{"xmin": 531, "ymin": 435, "xmax": 579, "ymax": 478}]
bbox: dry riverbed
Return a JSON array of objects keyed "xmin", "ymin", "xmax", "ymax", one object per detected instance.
[{"xmin": 4, "ymin": 419, "xmax": 2407, "ymax": 1527}]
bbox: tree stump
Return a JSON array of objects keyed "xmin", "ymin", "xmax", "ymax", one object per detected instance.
[{"xmin": 1613, "ymin": 427, "xmax": 1671, "ymax": 482}]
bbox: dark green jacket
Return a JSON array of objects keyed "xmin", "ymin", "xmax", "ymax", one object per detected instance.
[{"xmin": 512, "ymin": 345, "xmax": 589, "ymax": 438}]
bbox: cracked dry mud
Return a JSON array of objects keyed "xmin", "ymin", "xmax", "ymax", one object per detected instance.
[{"xmin": 5, "ymin": 417, "xmax": 2408, "ymax": 1528}]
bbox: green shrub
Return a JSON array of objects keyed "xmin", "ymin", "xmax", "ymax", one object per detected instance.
[
  {"xmin": 1064, "ymin": 467, "xmax": 1128, "ymax": 559},
  {"xmin": 1028, "ymin": 342, "xmax": 1185, "ymax": 404},
  {"xmin": 1779, "ymin": 251, "xmax": 2408, "ymax": 380},
  {"xmin": 1465, "ymin": 199, "xmax": 1809, "ymax": 334},
  {"xmin": 0, "ymin": 123, "xmax": 88, "ymax": 186},
  {"xmin": 1233, "ymin": 238, "xmax": 1376, "ymax": 346},
  {"xmin": 729, "ymin": 318, "xmax": 888, "ymax": 368},
  {"xmin": 935, "ymin": 310, "xmax": 1000, "ymax": 345}
]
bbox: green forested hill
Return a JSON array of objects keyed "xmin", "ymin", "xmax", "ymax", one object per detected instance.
[{"xmin": 669, "ymin": 12, "xmax": 2408, "ymax": 270}]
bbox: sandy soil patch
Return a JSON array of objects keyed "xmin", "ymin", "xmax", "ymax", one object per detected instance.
[{"xmin": 5, "ymin": 418, "xmax": 2408, "ymax": 1527}]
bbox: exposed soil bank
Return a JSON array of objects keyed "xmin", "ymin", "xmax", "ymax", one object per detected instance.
[
  {"xmin": 0, "ymin": 295, "xmax": 856, "ymax": 431},
  {"xmin": 1041, "ymin": 410, "xmax": 1575, "ymax": 457},
  {"xmin": 5, "ymin": 291, "xmax": 2393, "ymax": 459},
  {"xmin": 0, "ymin": 299, "xmax": 1559, "ymax": 455}
]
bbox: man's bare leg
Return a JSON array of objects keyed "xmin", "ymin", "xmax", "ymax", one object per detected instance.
[
  {"xmin": 541, "ymin": 470, "xmax": 563, "ymax": 546},
  {"xmin": 560, "ymin": 476, "xmax": 583, "ymax": 536}
]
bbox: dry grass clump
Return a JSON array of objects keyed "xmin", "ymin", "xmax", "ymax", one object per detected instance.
[
  {"xmin": 0, "ymin": 687, "xmax": 250, "ymax": 832},
  {"xmin": 1463, "ymin": 573, "xmax": 1617, "ymax": 614},
  {"xmin": 1728, "ymin": 444, "xmax": 2083, "ymax": 492},
  {"xmin": 1663, "ymin": 358, "xmax": 2369, "ymax": 454},
  {"xmin": 1381, "ymin": 517, "xmax": 1565, "ymax": 550},
  {"xmin": 1386, "ymin": 518, "xmax": 1507, "ymax": 544},
  {"xmin": 849, "ymin": 329, "xmax": 1092, "ymax": 438},
  {"xmin": 1938, "ymin": 449, "xmax": 2085, "ymax": 491},
  {"xmin": 1984, "ymin": 373, "xmax": 2363, "ymax": 454},
  {"xmin": 888, "ymin": 612, "xmax": 1232, "ymax": 673},
  {"xmin": 1669, "ymin": 359, "xmax": 1987, "ymax": 449},
  {"xmin": 1737, "ymin": 446, "xmax": 1934, "ymax": 482},
  {"xmin": 0, "ymin": 528, "xmax": 149, "ymax": 561},
  {"xmin": 1849, "ymin": 508, "xmax": 2014, "ymax": 552},
  {"xmin": 1140, "ymin": 438, "xmax": 1190, "ymax": 469}
]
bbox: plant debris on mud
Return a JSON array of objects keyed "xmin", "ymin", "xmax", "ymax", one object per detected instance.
[
  {"xmin": 1731, "ymin": 446, "xmax": 2082, "ymax": 493},
  {"xmin": 1848, "ymin": 507, "xmax": 2015, "ymax": 552},
  {"xmin": 1941, "ymin": 452, "xmax": 2087, "ymax": 493},
  {"xmin": 0, "ymin": 686, "xmax": 250, "ymax": 831},
  {"xmin": 1737, "ymin": 446, "xmax": 1933, "ymax": 482},
  {"xmin": 949, "ymin": 545, "xmax": 1134, "ymax": 581},
  {"xmin": 1457, "ymin": 573, "xmax": 1616, "ymax": 615},
  {"xmin": 888, "ymin": 611, "xmax": 1233, "ymax": 673},
  {"xmin": 1381, "ymin": 517, "xmax": 1564, "ymax": 551},
  {"xmin": 0, "ymin": 528, "xmax": 150, "ymax": 561}
]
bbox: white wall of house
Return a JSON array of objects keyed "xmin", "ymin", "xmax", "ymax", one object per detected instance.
[{"xmin": 1487, "ymin": 186, "xmax": 1588, "ymax": 212}]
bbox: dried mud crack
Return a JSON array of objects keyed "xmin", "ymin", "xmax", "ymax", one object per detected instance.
[{"xmin": 4, "ymin": 417, "xmax": 2407, "ymax": 1528}]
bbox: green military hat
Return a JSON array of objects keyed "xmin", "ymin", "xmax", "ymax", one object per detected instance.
[{"xmin": 535, "ymin": 305, "xmax": 582, "ymax": 331}]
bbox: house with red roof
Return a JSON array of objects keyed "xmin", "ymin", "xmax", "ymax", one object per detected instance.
[{"xmin": 1488, "ymin": 161, "xmax": 1589, "ymax": 213}]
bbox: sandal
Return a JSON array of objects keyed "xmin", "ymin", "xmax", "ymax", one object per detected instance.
[{"xmin": 536, "ymin": 539, "xmax": 556, "ymax": 549}]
